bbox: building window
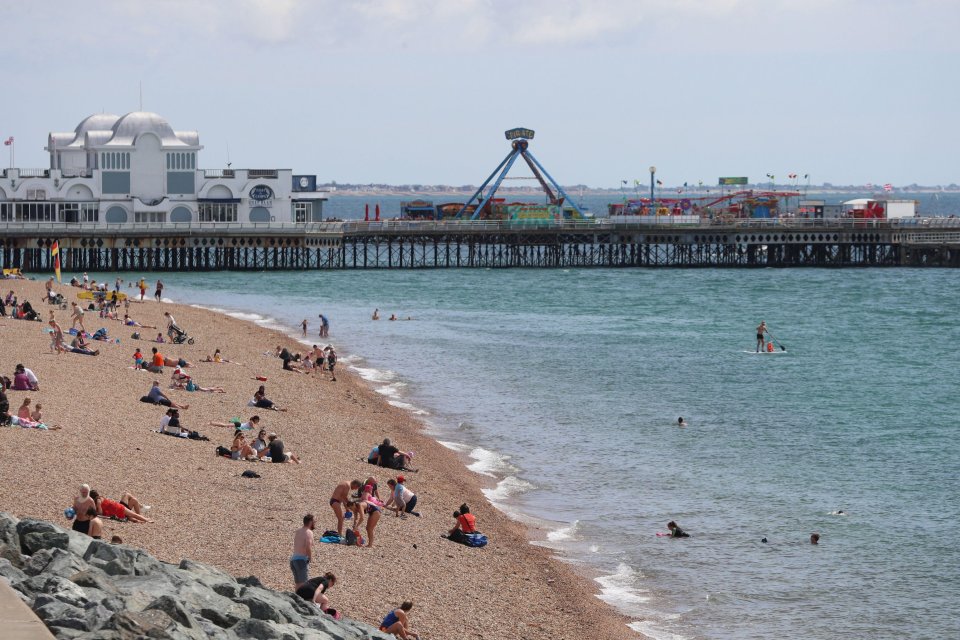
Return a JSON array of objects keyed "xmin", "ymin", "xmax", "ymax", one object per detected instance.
[
  {"xmin": 198, "ymin": 202, "xmax": 238, "ymax": 222},
  {"xmin": 0, "ymin": 203, "xmax": 12, "ymax": 221},
  {"xmin": 134, "ymin": 211, "xmax": 167, "ymax": 223},
  {"xmin": 61, "ymin": 202, "xmax": 99, "ymax": 223},
  {"xmin": 294, "ymin": 202, "xmax": 310, "ymax": 223},
  {"xmin": 14, "ymin": 203, "xmax": 57, "ymax": 221}
]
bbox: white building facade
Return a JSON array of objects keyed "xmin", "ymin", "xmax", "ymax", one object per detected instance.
[{"xmin": 0, "ymin": 112, "xmax": 326, "ymax": 226}]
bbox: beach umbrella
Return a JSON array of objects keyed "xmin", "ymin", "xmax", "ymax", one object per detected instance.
[{"xmin": 365, "ymin": 203, "xmax": 369, "ymax": 221}]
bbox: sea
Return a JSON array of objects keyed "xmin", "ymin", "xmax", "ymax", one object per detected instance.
[{"xmin": 113, "ymin": 192, "xmax": 959, "ymax": 639}]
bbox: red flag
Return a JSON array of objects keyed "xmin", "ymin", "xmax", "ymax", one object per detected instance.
[{"xmin": 883, "ymin": 183, "xmax": 893, "ymax": 192}]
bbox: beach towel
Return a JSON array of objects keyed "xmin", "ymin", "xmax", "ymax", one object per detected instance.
[{"xmin": 320, "ymin": 534, "xmax": 342, "ymax": 544}]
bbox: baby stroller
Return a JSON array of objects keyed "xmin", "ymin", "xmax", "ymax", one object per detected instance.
[
  {"xmin": 168, "ymin": 323, "xmax": 195, "ymax": 345},
  {"xmin": 46, "ymin": 292, "xmax": 67, "ymax": 309}
]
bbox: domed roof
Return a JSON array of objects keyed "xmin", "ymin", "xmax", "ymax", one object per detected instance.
[
  {"xmin": 74, "ymin": 114, "xmax": 121, "ymax": 136},
  {"xmin": 104, "ymin": 111, "xmax": 194, "ymax": 147}
]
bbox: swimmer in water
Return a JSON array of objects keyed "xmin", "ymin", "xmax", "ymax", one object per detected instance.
[
  {"xmin": 677, "ymin": 417, "xmax": 686, "ymax": 427},
  {"xmin": 372, "ymin": 309, "xmax": 380, "ymax": 320},
  {"xmin": 810, "ymin": 533, "xmax": 820, "ymax": 545}
]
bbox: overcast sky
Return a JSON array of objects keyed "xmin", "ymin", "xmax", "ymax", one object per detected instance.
[{"xmin": 1, "ymin": 0, "xmax": 957, "ymax": 187}]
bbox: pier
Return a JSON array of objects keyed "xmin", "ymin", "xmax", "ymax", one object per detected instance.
[{"xmin": 1, "ymin": 217, "xmax": 959, "ymax": 272}]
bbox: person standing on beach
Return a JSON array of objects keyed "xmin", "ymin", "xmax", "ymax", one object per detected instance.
[
  {"xmin": 330, "ymin": 480, "xmax": 362, "ymax": 536},
  {"xmin": 155, "ymin": 280, "xmax": 164, "ymax": 302},
  {"xmin": 318, "ymin": 313, "xmax": 329, "ymax": 338},
  {"xmin": 138, "ymin": 278, "xmax": 147, "ymax": 302},
  {"xmin": 301, "ymin": 318, "xmax": 308, "ymax": 337},
  {"xmin": 756, "ymin": 321, "xmax": 768, "ymax": 353},
  {"xmin": 290, "ymin": 514, "xmax": 315, "ymax": 589},
  {"xmin": 325, "ymin": 345, "xmax": 337, "ymax": 381},
  {"xmin": 70, "ymin": 302, "xmax": 86, "ymax": 333}
]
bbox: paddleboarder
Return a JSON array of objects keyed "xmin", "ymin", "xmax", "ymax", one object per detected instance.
[{"xmin": 756, "ymin": 321, "xmax": 768, "ymax": 353}]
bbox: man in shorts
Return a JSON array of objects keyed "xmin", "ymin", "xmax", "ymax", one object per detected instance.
[{"xmin": 290, "ymin": 514, "xmax": 315, "ymax": 589}]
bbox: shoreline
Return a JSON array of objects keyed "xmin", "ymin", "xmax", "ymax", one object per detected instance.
[{"xmin": 0, "ymin": 278, "xmax": 641, "ymax": 640}]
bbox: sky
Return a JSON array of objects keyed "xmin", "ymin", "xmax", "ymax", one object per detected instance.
[{"xmin": 1, "ymin": 0, "xmax": 958, "ymax": 188}]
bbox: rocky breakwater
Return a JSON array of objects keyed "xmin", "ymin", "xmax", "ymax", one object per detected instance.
[{"xmin": 0, "ymin": 513, "xmax": 389, "ymax": 640}]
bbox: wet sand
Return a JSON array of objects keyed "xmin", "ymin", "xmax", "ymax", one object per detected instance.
[{"xmin": 0, "ymin": 278, "xmax": 638, "ymax": 639}]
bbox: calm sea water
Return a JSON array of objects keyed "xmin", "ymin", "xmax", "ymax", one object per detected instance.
[{"xmin": 132, "ymin": 265, "xmax": 960, "ymax": 640}]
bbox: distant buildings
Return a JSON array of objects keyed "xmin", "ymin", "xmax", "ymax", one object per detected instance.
[{"xmin": 0, "ymin": 111, "xmax": 326, "ymax": 226}]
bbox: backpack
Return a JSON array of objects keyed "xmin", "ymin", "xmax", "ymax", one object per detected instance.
[
  {"xmin": 344, "ymin": 529, "xmax": 357, "ymax": 546},
  {"xmin": 463, "ymin": 533, "xmax": 488, "ymax": 548},
  {"xmin": 215, "ymin": 445, "xmax": 231, "ymax": 458}
]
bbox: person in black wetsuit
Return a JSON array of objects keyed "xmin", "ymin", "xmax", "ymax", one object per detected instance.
[{"xmin": 667, "ymin": 520, "xmax": 690, "ymax": 538}]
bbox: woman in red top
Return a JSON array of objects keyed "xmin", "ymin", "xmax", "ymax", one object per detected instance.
[
  {"xmin": 448, "ymin": 503, "xmax": 477, "ymax": 542},
  {"xmin": 90, "ymin": 490, "xmax": 153, "ymax": 523}
]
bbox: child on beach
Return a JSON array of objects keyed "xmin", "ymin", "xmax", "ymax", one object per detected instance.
[
  {"xmin": 379, "ymin": 601, "xmax": 419, "ymax": 639},
  {"xmin": 133, "ymin": 348, "xmax": 143, "ymax": 370}
]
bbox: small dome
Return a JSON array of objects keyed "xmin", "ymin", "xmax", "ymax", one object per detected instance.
[
  {"xmin": 74, "ymin": 114, "xmax": 121, "ymax": 136},
  {"xmin": 112, "ymin": 111, "xmax": 176, "ymax": 140}
]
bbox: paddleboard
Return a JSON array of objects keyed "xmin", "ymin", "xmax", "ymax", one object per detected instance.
[
  {"xmin": 77, "ymin": 290, "xmax": 127, "ymax": 302},
  {"xmin": 741, "ymin": 350, "xmax": 786, "ymax": 354}
]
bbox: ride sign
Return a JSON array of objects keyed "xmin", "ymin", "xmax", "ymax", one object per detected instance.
[
  {"xmin": 718, "ymin": 177, "xmax": 748, "ymax": 186},
  {"xmin": 505, "ymin": 128, "xmax": 535, "ymax": 141}
]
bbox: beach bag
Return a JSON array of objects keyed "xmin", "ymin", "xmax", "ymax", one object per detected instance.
[
  {"xmin": 131, "ymin": 332, "xmax": 140, "ymax": 340},
  {"xmin": 344, "ymin": 529, "xmax": 359, "ymax": 546},
  {"xmin": 185, "ymin": 379, "xmax": 197, "ymax": 392},
  {"xmin": 324, "ymin": 608, "xmax": 342, "ymax": 620},
  {"xmin": 320, "ymin": 533, "xmax": 342, "ymax": 544},
  {"xmin": 216, "ymin": 445, "xmax": 231, "ymax": 458},
  {"xmin": 463, "ymin": 533, "xmax": 488, "ymax": 548}
]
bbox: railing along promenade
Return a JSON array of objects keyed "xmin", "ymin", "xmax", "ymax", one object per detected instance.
[{"xmin": 1, "ymin": 216, "xmax": 959, "ymax": 270}]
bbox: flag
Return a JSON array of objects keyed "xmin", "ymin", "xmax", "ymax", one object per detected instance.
[
  {"xmin": 766, "ymin": 173, "xmax": 774, "ymax": 179},
  {"xmin": 656, "ymin": 180, "xmax": 663, "ymax": 186},
  {"xmin": 621, "ymin": 180, "xmax": 628, "ymax": 186},
  {"xmin": 803, "ymin": 174, "xmax": 809, "ymax": 179},
  {"xmin": 3, "ymin": 136, "xmax": 12, "ymax": 146},
  {"xmin": 788, "ymin": 173, "xmax": 797, "ymax": 179},
  {"xmin": 52, "ymin": 240, "xmax": 61, "ymax": 283},
  {"xmin": 633, "ymin": 179, "xmax": 640, "ymax": 187},
  {"xmin": 883, "ymin": 183, "xmax": 893, "ymax": 192}
]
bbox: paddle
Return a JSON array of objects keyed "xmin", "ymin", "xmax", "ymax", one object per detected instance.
[{"xmin": 766, "ymin": 330, "xmax": 786, "ymax": 351}]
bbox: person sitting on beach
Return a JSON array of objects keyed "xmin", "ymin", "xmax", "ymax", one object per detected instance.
[
  {"xmin": 16, "ymin": 397, "xmax": 32, "ymax": 421},
  {"xmin": 140, "ymin": 380, "xmax": 189, "ymax": 410},
  {"xmin": 667, "ymin": 521, "xmax": 690, "ymax": 538},
  {"xmin": 295, "ymin": 572, "xmax": 337, "ymax": 614},
  {"xmin": 371, "ymin": 438, "xmax": 417, "ymax": 471},
  {"xmin": 12, "ymin": 364, "xmax": 37, "ymax": 391},
  {"xmin": 70, "ymin": 332, "xmax": 100, "ymax": 356},
  {"xmin": 231, "ymin": 429, "xmax": 258, "ymax": 461},
  {"xmin": 330, "ymin": 480, "xmax": 362, "ymax": 536},
  {"xmin": 160, "ymin": 408, "xmax": 186, "ymax": 437},
  {"xmin": 267, "ymin": 432, "xmax": 301, "ymax": 464},
  {"xmin": 251, "ymin": 428, "xmax": 270, "ymax": 458},
  {"xmin": 90, "ymin": 490, "xmax": 153, "ymax": 523},
  {"xmin": 447, "ymin": 503, "xmax": 478, "ymax": 544},
  {"xmin": 86, "ymin": 507, "xmax": 104, "ymax": 540},
  {"xmin": 385, "ymin": 477, "xmax": 421, "ymax": 518},
  {"xmin": 279, "ymin": 347, "xmax": 303, "ymax": 373},
  {"xmin": 155, "ymin": 332, "xmax": 165, "ymax": 343},
  {"xmin": 253, "ymin": 385, "xmax": 288, "ymax": 411},
  {"xmin": 360, "ymin": 476, "xmax": 382, "ymax": 503},
  {"xmin": 379, "ymin": 601, "xmax": 419, "ymax": 639},
  {"xmin": 72, "ymin": 485, "xmax": 96, "ymax": 535},
  {"xmin": 30, "ymin": 402, "xmax": 44, "ymax": 423},
  {"xmin": 344, "ymin": 497, "xmax": 380, "ymax": 548},
  {"xmin": 146, "ymin": 347, "xmax": 165, "ymax": 373}
]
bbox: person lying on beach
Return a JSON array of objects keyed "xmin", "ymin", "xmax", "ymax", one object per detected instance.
[
  {"xmin": 295, "ymin": 572, "xmax": 337, "ymax": 614},
  {"xmin": 123, "ymin": 314, "xmax": 155, "ymax": 329},
  {"xmin": 345, "ymin": 497, "xmax": 380, "ymax": 548},
  {"xmin": 379, "ymin": 601, "xmax": 420, "ymax": 639},
  {"xmin": 172, "ymin": 377, "xmax": 226, "ymax": 393},
  {"xmin": 267, "ymin": 433, "xmax": 301, "ymax": 464},
  {"xmin": 385, "ymin": 477, "xmax": 421, "ymax": 518},
  {"xmin": 90, "ymin": 489, "xmax": 153, "ymax": 523},
  {"xmin": 666, "ymin": 521, "xmax": 690, "ymax": 538},
  {"xmin": 70, "ymin": 333, "xmax": 100, "ymax": 356},
  {"xmin": 166, "ymin": 356, "xmax": 192, "ymax": 368},
  {"xmin": 209, "ymin": 415, "xmax": 261, "ymax": 430},
  {"xmin": 447, "ymin": 504, "xmax": 478, "ymax": 543},
  {"xmin": 140, "ymin": 380, "xmax": 189, "ymax": 410},
  {"xmin": 253, "ymin": 385, "xmax": 288, "ymax": 411},
  {"xmin": 201, "ymin": 348, "xmax": 240, "ymax": 364},
  {"xmin": 330, "ymin": 480, "xmax": 362, "ymax": 536}
]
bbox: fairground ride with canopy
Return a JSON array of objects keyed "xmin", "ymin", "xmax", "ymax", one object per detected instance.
[{"xmin": 454, "ymin": 128, "xmax": 586, "ymax": 220}]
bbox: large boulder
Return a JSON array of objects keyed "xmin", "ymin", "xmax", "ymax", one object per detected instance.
[
  {"xmin": 231, "ymin": 618, "xmax": 300, "ymax": 640},
  {"xmin": 16, "ymin": 519, "xmax": 70, "ymax": 555},
  {"xmin": 0, "ymin": 541, "xmax": 26, "ymax": 568},
  {"xmin": 15, "ymin": 574, "xmax": 90, "ymax": 608},
  {"xmin": 0, "ymin": 557, "xmax": 28, "ymax": 584},
  {"xmin": 0, "ymin": 512, "xmax": 19, "ymax": 547},
  {"xmin": 236, "ymin": 585, "xmax": 317, "ymax": 625},
  {"xmin": 83, "ymin": 540, "xmax": 164, "ymax": 576},
  {"xmin": 176, "ymin": 581, "xmax": 249, "ymax": 628},
  {"xmin": 24, "ymin": 546, "xmax": 90, "ymax": 578},
  {"xmin": 32, "ymin": 596, "xmax": 95, "ymax": 634}
]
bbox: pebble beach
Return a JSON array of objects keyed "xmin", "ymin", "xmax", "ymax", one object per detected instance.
[{"xmin": 0, "ymin": 278, "xmax": 637, "ymax": 640}]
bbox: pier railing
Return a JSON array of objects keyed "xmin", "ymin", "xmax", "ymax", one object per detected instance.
[{"xmin": 1, "ymin": 216, "xmax": 958, "ymax": 235}]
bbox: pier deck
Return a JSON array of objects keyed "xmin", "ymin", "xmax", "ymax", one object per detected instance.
[{"xmin": 2, "ymin": 218, "xmax": 959, "ymax": 271}]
